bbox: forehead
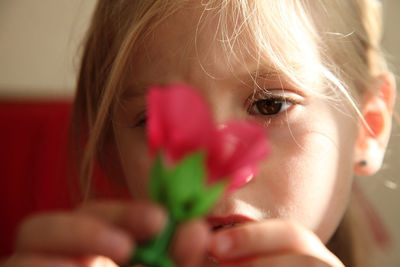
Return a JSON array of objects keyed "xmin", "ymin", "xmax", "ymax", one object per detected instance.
[
  {"xmin": 130, "ymin": 4, "xmax": 273, "ymax": 84},
  {"xmin": 123, "ymin": 0, "xmax": 328, "ymax": 100}
]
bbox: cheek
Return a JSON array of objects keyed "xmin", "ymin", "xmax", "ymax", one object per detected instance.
[
  {"xmin": 114, "ymin": 127, "xmax": 151, "ymax": 199},
  {"xmin": 241, "ymin": 110, "xmax": 358, "ymax": 242}
]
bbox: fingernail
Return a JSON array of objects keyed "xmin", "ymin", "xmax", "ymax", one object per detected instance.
[
  {"xmin": 102, "ymin": 230, "xmax": 133, "ymax": 262},
  {"xmin": 214, "ymin": 232, "xmax": 232, "ymax": 255},
  {"xmin": 153, "ymin": 207, "xmax": 168, "ymax": 230}
]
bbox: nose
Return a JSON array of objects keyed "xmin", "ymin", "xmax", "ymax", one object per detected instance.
[
  {"xmin": 178, "ymin": 68, "xmax": 247, "ymax": 124},
  {"xmin": 200, "ymin": 85, "xmax": 245, "ymax": 124}
]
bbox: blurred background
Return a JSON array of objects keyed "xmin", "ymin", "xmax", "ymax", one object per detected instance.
[{"xmin": 0, "ymin": 0, "xmax": 398, "ymax": 265}]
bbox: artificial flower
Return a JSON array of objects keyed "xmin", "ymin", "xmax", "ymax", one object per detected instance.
[
  {"xmin": 131, "ymin": 84, "xmax": 269, "ymax": 267},
  {"xmin": 147, "ymin": 84, "xmax": 269, "ymax": 191}
]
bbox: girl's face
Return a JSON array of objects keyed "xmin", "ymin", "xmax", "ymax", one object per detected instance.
[{"xmin": 113, "ymin": 6, "xmax": 359, "ymax": 243}]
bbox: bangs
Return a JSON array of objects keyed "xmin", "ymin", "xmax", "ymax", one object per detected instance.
[
  {"xmin": 196, "ymin": 0, "xmax": 324, "ymax": 96},
  {"xmin": 195, "ymin": 0, "xmax": 379, "ymax": 110}
]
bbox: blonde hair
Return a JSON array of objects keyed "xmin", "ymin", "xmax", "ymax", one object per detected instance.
[{"xmin": 71, "ymin": 1, "xmax": 387, "ymax": 266}]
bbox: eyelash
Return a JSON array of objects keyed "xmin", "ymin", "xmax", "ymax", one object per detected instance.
[
  {"xmin": 135, "ymin": 118, "xmax": 147, "ymax": 127},
  {"xmin": 247, "ymin": 94, "xmax": 300, "ymax": 117},
  {"xmin": 134, "ymin": 111, "xmax": 147, "ymax": 127}
]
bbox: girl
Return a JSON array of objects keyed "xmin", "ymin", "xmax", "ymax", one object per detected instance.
[{"xmin": 3, "ymin": 0, "xmax": 396, "ymax": 266}]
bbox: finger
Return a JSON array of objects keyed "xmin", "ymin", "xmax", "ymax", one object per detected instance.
[
  {"xmin": 171, "ymin": 219, "xmax": 210, "ymax": 267},
  {"xmin": 15, "ymin": 213, "xmax": 133, "ymax": 264},
  {"xmin": 80, "ymin": 255, "xmax": 119, "ymax": 267},
  {"xmin": 220, "ymin": 254, "xmax": 331, "ymax": 267},
  {"xmin": 209, "ymin": 219, "xmax": 343, "ymax": 267},
  {"xmin": 77, "ymin": 200, "xmax": 167, "ymax": 241},
  {"xmin": 3, "ymin": 254, "xmax": 78, "ymax": 267}
]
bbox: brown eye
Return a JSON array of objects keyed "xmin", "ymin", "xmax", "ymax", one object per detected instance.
[
  {"xmin": 134, "ymin": 114, "xmax": 147, "ymax": 127},
  {"xmin": 135, "ymin": 118, "xmax": 147, "ymax": 127},
  {"xmin": 252, "ymin": 99, "xmax": 291, "ymax": 115}
]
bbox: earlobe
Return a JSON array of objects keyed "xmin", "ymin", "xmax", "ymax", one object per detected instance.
[
  {"xmin": 354, "ymin": 72, "xmax": 397, "ymax": 176},
  {"xmin": 354, "ymin": 139, "xmax": 384, "ymax": 176}
]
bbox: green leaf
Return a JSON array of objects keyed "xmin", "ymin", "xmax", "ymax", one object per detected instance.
[
  {"xmin": 185, "ymin": 182, "xmax": 226, "ymax": 219},
  {"xmin": 165, "ymin": 152, "xmax": 206, "ymax": 220},
  {"xmin": 148, "ymin": 151, "xmax": 225, "ymax": 221}
]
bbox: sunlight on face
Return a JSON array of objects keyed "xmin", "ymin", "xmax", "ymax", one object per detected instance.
[{"xmin": 112, "ymin": 3, "xmax": 359, "ymax": 245}]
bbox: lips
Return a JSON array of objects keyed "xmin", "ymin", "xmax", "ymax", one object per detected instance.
[{"xmin": 207, "ymin": 215, "xmax": 255, "ymax": 231}]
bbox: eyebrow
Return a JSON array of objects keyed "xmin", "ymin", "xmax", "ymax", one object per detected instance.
[
  {"xmin": 248, "ymin": 67, "xmax": 284, "ymax": 79},
  {"xmin": 120, "ymin": 67, "xmax": 286, "ymax": 100},
  {"xmin": 245, "ymin": 67, "xmax": 312, "ymax": 97},
  {"xmin": 120, "ymin": 83, "xmax": 148, "ymax": 100},
  {"xmin": 239, "ymin": 67, "xmax": 284, "ymax": 89}
]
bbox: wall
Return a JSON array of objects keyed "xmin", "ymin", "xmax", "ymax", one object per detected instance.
[{"xmin": 0, "ymin": 0, "xmax": 96, "ymax": 98}]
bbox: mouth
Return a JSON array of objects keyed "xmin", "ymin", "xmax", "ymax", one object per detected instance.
[
  {"xmin": 207, "ymin": 215, "xmax": 255, "ymax": 231},
  {"xmin": 211, "ymin": 223, "xmax": 243, "ymax": 231}
]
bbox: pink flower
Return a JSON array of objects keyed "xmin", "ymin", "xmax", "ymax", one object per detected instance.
[{"xmin": 147, "ymin": 84, "xmax": 269, "ymax": 191}]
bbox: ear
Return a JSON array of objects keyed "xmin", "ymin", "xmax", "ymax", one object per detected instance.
[{"xmin": 354, "ymin": 72, "xmax": 397, "ymax": 176}]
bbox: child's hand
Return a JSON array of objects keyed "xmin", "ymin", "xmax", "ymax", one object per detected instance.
[
  {"xmin": 209, "ymin": 219, "xmax": 344, "ymax": 267},
  {"xmin": 2, "ymin": 201, "xmax": 210, "ymax": 267}
]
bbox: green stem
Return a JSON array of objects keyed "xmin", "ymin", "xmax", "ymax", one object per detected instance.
[{"xmin": 129, "ymin": 216, "xmax": 177, "ymax": 267}]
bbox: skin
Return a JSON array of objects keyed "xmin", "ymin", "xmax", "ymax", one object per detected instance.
[{"xmin": 3, "ymin": 3, "xmax": 395, "ymax": 267}]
